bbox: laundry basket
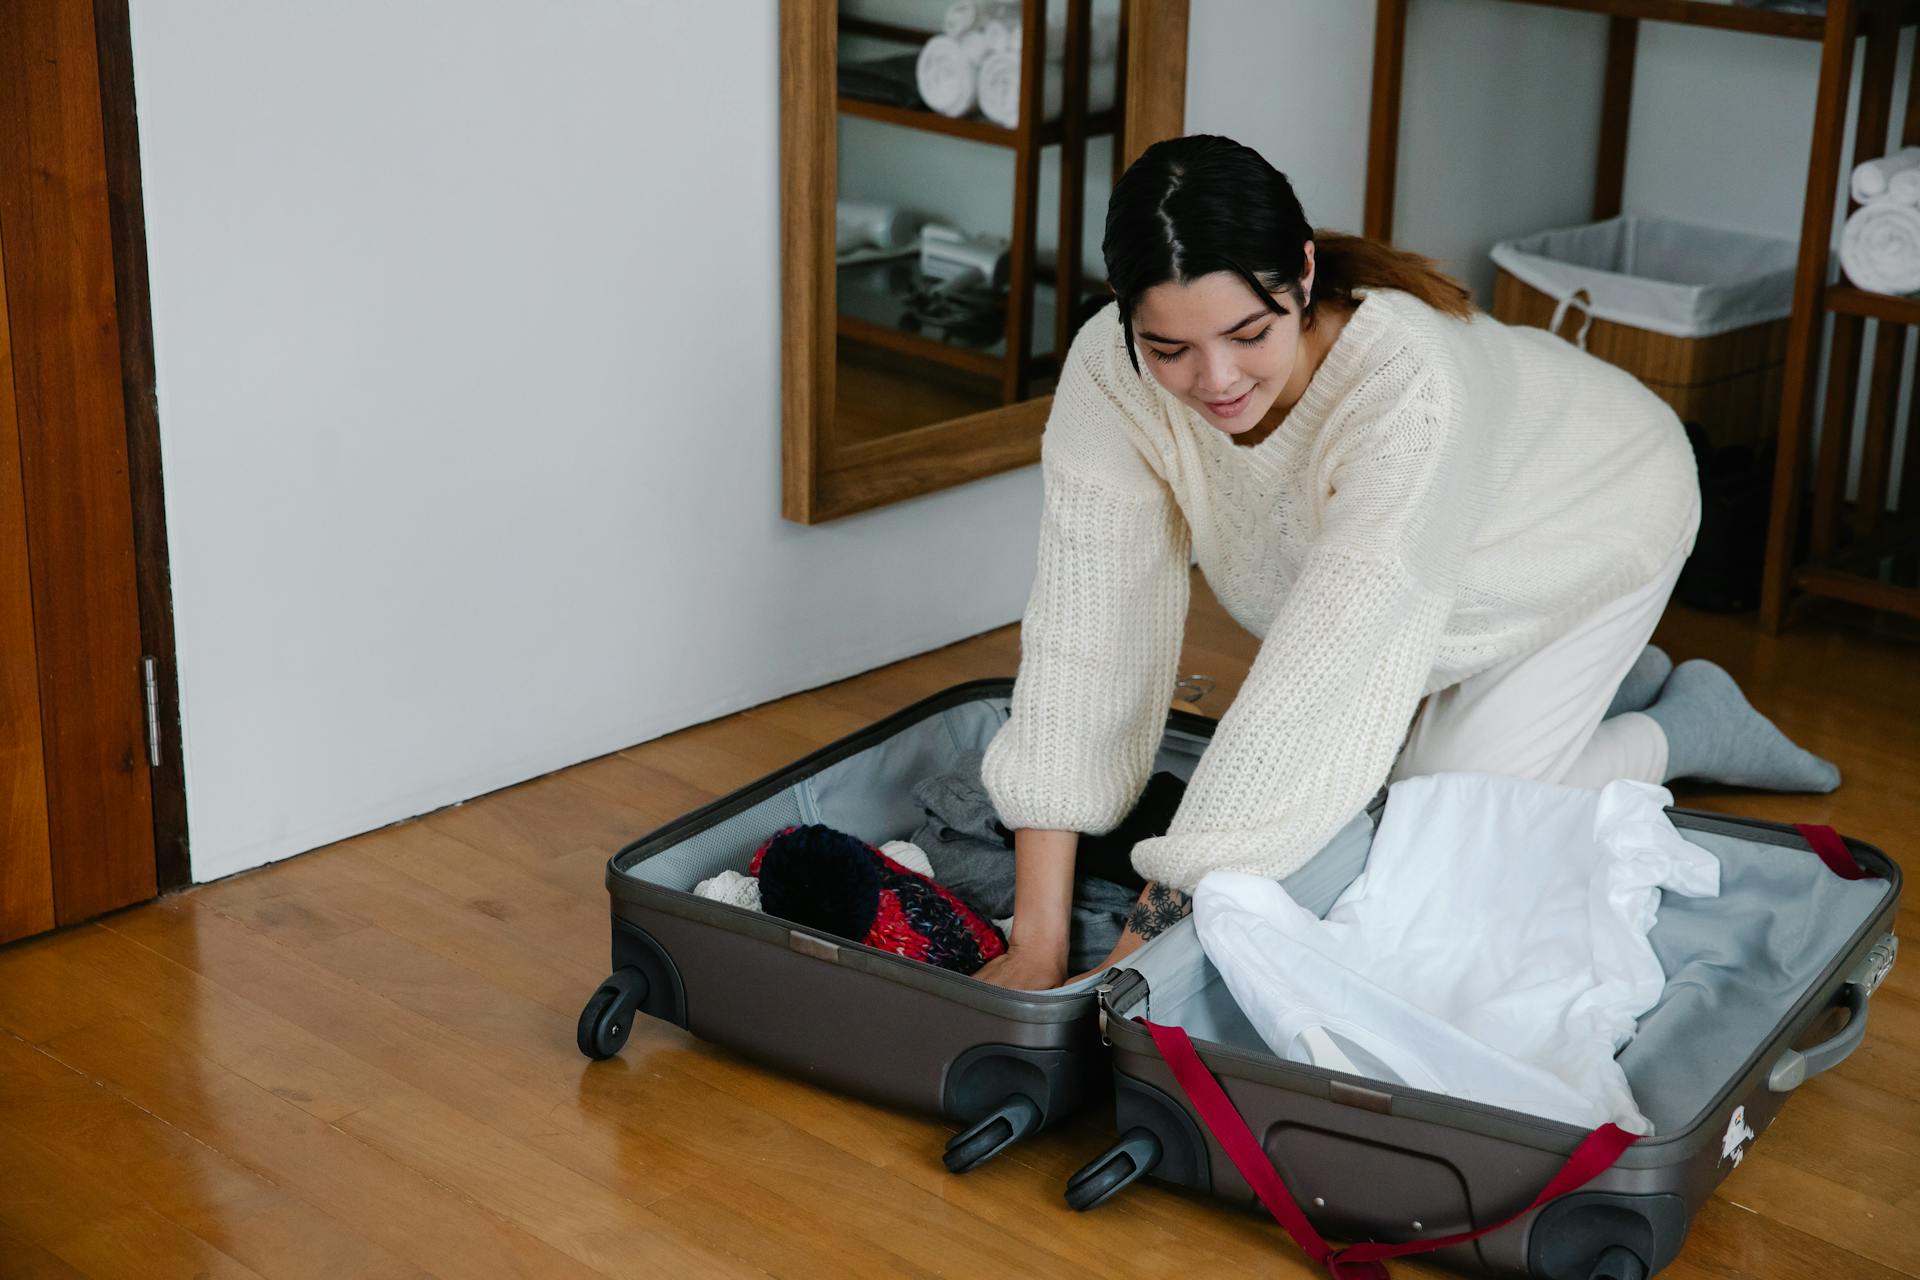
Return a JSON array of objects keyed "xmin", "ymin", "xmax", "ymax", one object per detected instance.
[{"xmin": 1491, "ymin": 216, "xmax": 1797, "ymax": 447}]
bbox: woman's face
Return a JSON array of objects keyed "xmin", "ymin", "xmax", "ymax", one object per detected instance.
[{"xmin": 1131, "ymin": 257, "xmax": 1312, "ymax": 437}]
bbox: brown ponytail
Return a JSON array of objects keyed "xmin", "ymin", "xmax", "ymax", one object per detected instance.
[{"xmin": 1309, "ymin": 230, "xmax": 1475, "ymax": 324}]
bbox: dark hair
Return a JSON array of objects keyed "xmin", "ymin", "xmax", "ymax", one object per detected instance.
[{"xmin": 1102, "ymin": 134, "xmax": 1474, "ymax": 373}]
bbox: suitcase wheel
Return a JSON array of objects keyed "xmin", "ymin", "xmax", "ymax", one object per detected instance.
[
  {"xmin": 577, "ymin": 967, "xmax": 649, "ymax": 1060},
  {"xmin": 1064, "ymin": 1128, "xmax": 1160, "ymax": 1212},
  {"xmin": 1590, "ymin": 1245, "xmax": 1647, "ymax": 1280},
  {"xmin": 943, "ymin": 1094, "xmax": 1042, "ymax": 1173}
]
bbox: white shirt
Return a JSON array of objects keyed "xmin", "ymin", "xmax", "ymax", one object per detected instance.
[{"xmin": 1194, "ymin": 773, "xmax": 1720, "ymax": 1133}]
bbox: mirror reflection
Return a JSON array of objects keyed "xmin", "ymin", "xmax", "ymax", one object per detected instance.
[{"xmin": 833, "ymin": 0, "xmax": 1125, "ymax": 443}]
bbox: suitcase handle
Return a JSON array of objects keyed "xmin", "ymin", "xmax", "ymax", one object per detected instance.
[
  {"xmin": 1767, "ymin": 933, "xmax": 1897, "ymax": 1092},
  {"xmin": 1143, "ymin": 1019, "xmax": 1637, "ymax": 1280},
  {"xmin": 1768, "ymin": 982, "xmax": 1869, "ymax": 1092},
  {"xmin": 1764, "ymin": 826, "xmax": 1890, "ymax": 1091}
]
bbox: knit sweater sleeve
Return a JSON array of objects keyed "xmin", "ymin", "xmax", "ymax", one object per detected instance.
[
  {"xmin": 1131, "ymin": 353, "xmax": 1485, "ymax": 892},
  {"xmin": 980, "ymin": 315, "xmax": 1193, "ymax": 835}
]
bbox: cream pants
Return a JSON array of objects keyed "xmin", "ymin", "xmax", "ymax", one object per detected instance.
[{"xmin": 1389, "ymin": 542, "xmax": 1692, "ymax": 789}]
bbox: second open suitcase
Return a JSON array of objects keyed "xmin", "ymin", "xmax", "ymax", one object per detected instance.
[{"xmin": 1068, "ymin": 809, "xmax": 1900, "ymax": 1279}]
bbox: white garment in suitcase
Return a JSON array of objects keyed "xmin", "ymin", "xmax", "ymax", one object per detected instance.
[{"xmin": 1193, "ymin": 774, "xmax": 1720, "ymax": 1133}]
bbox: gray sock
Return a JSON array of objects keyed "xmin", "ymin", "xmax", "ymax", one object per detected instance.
[
  {"xmin": 1644, "ymin": 659, "xmax": 1840, "ymax": 793},
  {"xmin": 1604, "ymin": 645, "xmax": 1673, "ymax": 719}
]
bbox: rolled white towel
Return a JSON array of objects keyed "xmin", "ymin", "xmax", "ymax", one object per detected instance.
[
  {"xmin": 917, "ymin": 35, "xmax": 979, "ymax": 117},
  {"xmin": 982, "ymin": 18, "xmax": 1016, "ymax": 55},
  {"xmin": 1892, "ymin": 168, "xmax": 1920, "ymax": 206},
  {"xmin": 944, "ymin": 0, "xmax": 982, "ymax": 36},
  {"xmin": 1840, "ymin": 200, "xmax": 1920, "ymax": 295},
  {"xmin": 693, "ymin": 869, "xmax": 762, "ymax": 911},
  {"xmin": 959, "ymin": 28, "xmax": 991, "ymax": 63},
  {"xmin": 694, "ymin": 840, "xmax": 935, "ymax": 911},
  {"xmin": 977, "ymin": 52, "xmax": 1118, "ymax": 128},
  {"xmin": 975, "ymin": 53, "xmax": 1020, "ymax": 127},
  {"xmin": 1852, "ymin": 147, "xmax": 1920, "ymax": 206},
  {"xmin": 879, "ymin": 839, "xmax": 935, "ymax": 878}
]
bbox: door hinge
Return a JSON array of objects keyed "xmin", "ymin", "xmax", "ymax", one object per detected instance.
[{"xmin": 141, "ymin": 655, "xmax": 161, "ymax": 768}]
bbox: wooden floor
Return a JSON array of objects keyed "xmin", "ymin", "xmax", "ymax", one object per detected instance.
[{"xmin": 2, "ymin": 574, "xmax": 1916, "ymax": 1280}]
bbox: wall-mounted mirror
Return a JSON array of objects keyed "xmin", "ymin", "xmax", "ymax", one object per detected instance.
[{"xmin": 781, "ymin": 0, "xmax": 1188, "ymax": 523}]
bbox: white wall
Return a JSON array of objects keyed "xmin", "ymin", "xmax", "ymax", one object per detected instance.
[
  {"xmin": 1186, "ymin": 0, "xmax": 1607, "ymax": 299},
  {"xmin": 1187, "ymin": 0, "xmax": 1910, "ymax": 502},
  {"xmin": 130, "ymin": 2, "xmax": 1044, "ymax": 882}
]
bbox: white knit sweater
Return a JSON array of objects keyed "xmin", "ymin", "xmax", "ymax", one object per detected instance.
[{"xmin": 981, "ymin": 288, "xmax": 1700, "ymax": 892}]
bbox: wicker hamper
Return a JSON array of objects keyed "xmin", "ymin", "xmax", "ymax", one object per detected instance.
[{"xmin": 1490, "ymin": 216, "xmax": 1797, "ymax": 447}]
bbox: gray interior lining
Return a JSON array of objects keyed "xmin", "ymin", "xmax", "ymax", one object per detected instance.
[
  {"xmin": 1125, "ymin": 821, "xmax": 1889, "ymax": 1135},
  {"xmin": 617, "ymin": 694, "xmax": 1225, "ymax": 992},
  {"xmin": 622, "ymin": 695, "xmax": 1224, "ymax": 892}
]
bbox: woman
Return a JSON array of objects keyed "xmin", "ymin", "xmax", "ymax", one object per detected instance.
[{"xmin": 973, "ymin": 135, "xmax": 1837, "ymax": 991}]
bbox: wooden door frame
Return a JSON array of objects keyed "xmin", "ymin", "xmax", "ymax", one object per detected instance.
[{"xmin": 90, "ymin": 0, "xmax": 187, "ymax": 891}]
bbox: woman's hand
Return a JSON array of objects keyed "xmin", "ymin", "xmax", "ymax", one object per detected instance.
[
  {"xmin": 973, "ymin": 944, "xmax": 1068, "ymax": 991},
  {"xmin": 972, "ymin": 827, "xmax": 1079, "ymax": 990},
  {"xmin": 978, "ymin": 879, "xmax": 1193, "ymax": 989}
]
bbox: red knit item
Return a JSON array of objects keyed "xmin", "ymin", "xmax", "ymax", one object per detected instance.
[
  {"xmin": 871, "ymin": 846, "xmax": 1007, "ymax": 964},
  {"xmin": 867, "ymin": 891, "xmax": 933, "ymax": 964},
  {"xmin": 750, "ymin": 824, "xmax": 1006, "ymax": 974}
]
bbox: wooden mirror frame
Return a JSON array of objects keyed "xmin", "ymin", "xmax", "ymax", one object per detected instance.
[{"xmin": 780, "ymin": 0, "xmax": 1189, "ymax": 524}]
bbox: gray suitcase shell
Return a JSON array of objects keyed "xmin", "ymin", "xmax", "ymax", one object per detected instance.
[
  {"xmin": 1071, "ymin": 808, "xmax": 1902, "ymax": 1280},
  {"xmin": 582, "ymin": 678, "xmax": 1359, "ymax": 1170}
]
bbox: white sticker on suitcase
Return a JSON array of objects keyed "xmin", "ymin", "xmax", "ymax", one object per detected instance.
[{"xmin": 1720, "ymin": 1105, "xmax": 1758, "ymax": 1167}]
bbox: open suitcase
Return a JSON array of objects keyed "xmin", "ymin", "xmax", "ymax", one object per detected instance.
[
  {"xmin": 577, "ymin": 677, "xmax": 1340, "ymax": 1171},
  {"xmin": 579, "ymin": 678, "xmax": 1900, "ymax": 1276},
  {"xmin": 1069, "ymin": 810, "xmax": 1901, "ymax": 1279}
]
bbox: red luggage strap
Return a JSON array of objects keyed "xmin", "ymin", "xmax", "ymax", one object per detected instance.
[
  {"xmin": 1144, "ymin": 1020, "xmax": 1636, "ymax": 1280},
  {"xmin": 1794, "ymin": 823, "xmax": 1872, "ymax": 881},
  {"xmin": 1139, "ymin": 822, "xmax": 1870, "ymax": 1278}
]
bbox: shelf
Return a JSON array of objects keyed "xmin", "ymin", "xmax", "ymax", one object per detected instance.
[
  {"xmin": 1492, "ymin": 0, "xmax": 1825, "ymax": 40},
  {"xmin": 1496, "ymin": 0, "xmax": 1920, "ymax": 39},
  {"xmin": 838, "ymin": 95, "xmax": 1120, "ymax": 148},
  {"xmin": 1793, "ymin": 567, "xmax": 1920, "ymax": 619},
  {"xmin": 839, "ymin": 95, "xmax": 1021, "ymax": 146},
  {"xmin": 838, "ymin": 314, "xmax": 1005, "ymax": 379},
  {"xmin": 836, "ymin": 258, "xmax": 1065, "ymax": 384},
  {"xmin": 1826, "ymin": 283, "xmax": 1920, "ymax": 324},
  {"xmin": 838, "ymin": 15, "xmax": 936, "ymax": 45},
  {"xmin": 1790, "ymin": 506, "xmax": 1920, "ymax": 618}
]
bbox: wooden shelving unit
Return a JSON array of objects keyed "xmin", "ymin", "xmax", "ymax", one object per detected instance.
[
  {"xmin": 837, "ymin": 92, "xmax": 1119, "ymax": 149},
  {"xmin": 1364, "ymin": 0, "xmax": 1920, "ymax": 631},
  {"xmin": 835, "ymin": 4, "xmax": 1121, "ymax": 403},
  {"xmin": 1825, "ymin": 283, "xmax": 1920, "ymax": 325},
  {"xmin": 1765, "ymin": 0, "xmax": 1920, "ymax": 628}
]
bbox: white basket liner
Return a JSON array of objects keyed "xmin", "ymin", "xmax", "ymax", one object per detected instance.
[{"xmin": 1489, "ymin": 215, "xmax": 1798, "ymax": 340}]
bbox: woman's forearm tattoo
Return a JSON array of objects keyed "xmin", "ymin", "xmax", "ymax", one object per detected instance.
[{"xmin": 1126, "ymin": 881, "xmax": 1191, "ymax": 940}]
